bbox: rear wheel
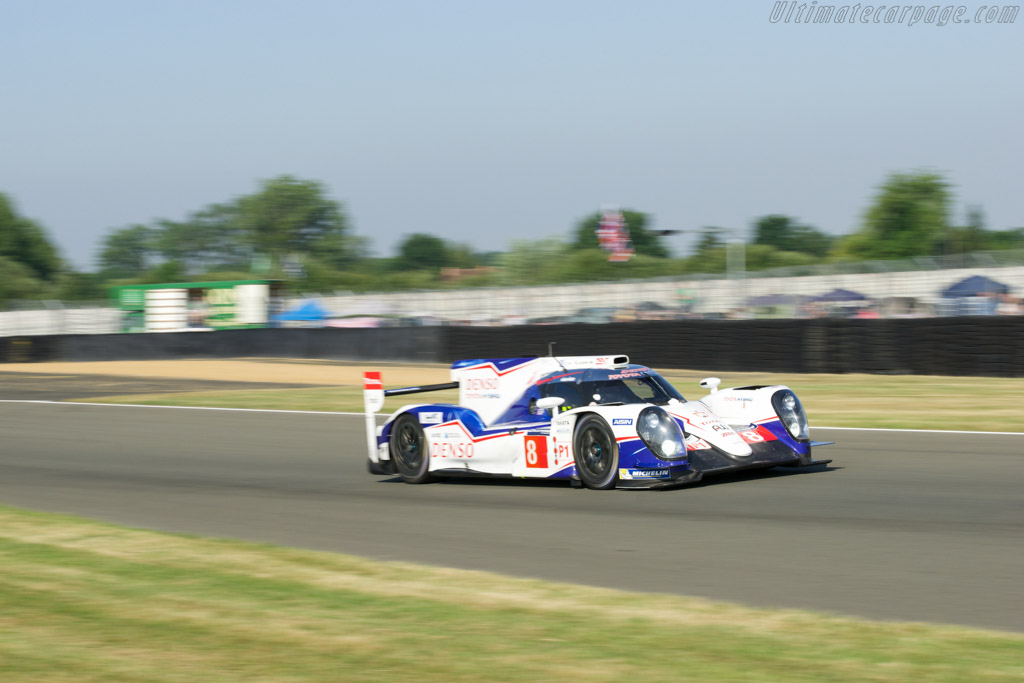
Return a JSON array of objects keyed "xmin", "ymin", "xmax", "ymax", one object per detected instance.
[
  {"xmin": 390, "ymin": 414, "xmax": 433, "ymax": 484},
  {"xmin": 573, "ymin": 414, "xmax": 618, "ymax": 489}
]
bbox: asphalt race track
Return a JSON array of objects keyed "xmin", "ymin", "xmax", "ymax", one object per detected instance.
[{"xmin": 1, "ymin": 400, "xmax": 1022, "ymax": 632}]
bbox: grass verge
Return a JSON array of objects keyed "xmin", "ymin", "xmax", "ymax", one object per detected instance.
[
  {"xmin": 77, "ymin": 369, "xmax": 1024, "ymax": 432},
  {"xmin": 0, "ymin": 504, "xmax": 1022, "ymax": 682}
]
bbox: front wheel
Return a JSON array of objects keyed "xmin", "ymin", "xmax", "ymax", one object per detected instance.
[
  {"xmin": 390, "ymin": 414, "xmax": 433, "ymax": 484},
  {"xmin": 573, "ymin": 414, "xmax": 618, "ymax": 489}
]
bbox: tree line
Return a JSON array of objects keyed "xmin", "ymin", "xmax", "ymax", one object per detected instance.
[{"xmin": 1, "ymin": 171, "xmax": 1022, "ymax": 307}]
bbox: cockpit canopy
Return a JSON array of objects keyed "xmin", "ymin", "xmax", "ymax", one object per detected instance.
[{"xmin": 535, "ymin": 365, "xmax": 685, "ymax": 410}]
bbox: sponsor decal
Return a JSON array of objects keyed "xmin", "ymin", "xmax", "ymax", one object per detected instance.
[
  {"xmin": 607, "ymin": 368, "xmax": 650, "ymax": 380},
  {"xmin": 419, "ymin": 411, "xmax": 443, "ymax": 424},
  {"xmin": 430, "ymin": 441, "xmax": 475, "ymax": 458},
  {"xmin": 524, "ymin": 435, "xmax": 549, "ymax": 468},
  {"xmin": 612, "ymin": 418, "xmax": 633, "ymax": 426},
  {"xmin": 685, "ymin": 435, "xmax": 712, "ymax": 451},
  {"xmin": 619, "ymin": 468, "xmax": 671, "ymax": 480},
  {"xmin": 465, "ymin": 377, "xmax": 500, "ymax": 391},
  {"xmin": 724, "ymin": 396, "xmax": 754, "ymax": 402},
  {"xmin": 680, "ymin": 410, "xmax": 737, "ymax": 434},
  {"xmin": 363, "ymin": 372, "xmax": 383, "ymax": 389}
]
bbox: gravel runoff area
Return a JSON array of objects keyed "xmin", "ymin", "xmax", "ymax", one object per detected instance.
[{"xmin": 0, "ymin": 359, "xmax": 452, "ymax": 401}]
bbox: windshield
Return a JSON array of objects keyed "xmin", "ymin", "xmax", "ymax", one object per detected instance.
[{"xmin": 538, "ymin": 373, "xmax": 684, "ymax": 409}]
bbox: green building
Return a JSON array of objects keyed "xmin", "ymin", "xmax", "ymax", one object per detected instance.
[{"xmin": 112, "ymin": 280, "xmax": 284, "ymax": 333}]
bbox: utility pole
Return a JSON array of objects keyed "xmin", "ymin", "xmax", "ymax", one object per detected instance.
[{"xmin": 657, "ymin": 227, "xmax": 747, "ymax": 313}]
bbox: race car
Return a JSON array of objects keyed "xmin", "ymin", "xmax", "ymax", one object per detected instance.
[{"xmin": 363, "ymin": 355, "xmax": 832, "ymax": 490}]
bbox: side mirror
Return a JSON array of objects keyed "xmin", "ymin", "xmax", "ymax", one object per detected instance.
[
  {"xmin": 699, "ymin": 377, "xmax": 721, "ymax": 393},
  {"xmin": 535, "ymin": 396, "xmax": 566, "ymax": 412}
]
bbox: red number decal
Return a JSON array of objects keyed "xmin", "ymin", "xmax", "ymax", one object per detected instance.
[
  {"xmin": 738, "ymin": 427, "xmax": 777, "ymax": 444},
  {"xmin": 524, "ymin": 436, "xmax": 548, "ymax": 468}
]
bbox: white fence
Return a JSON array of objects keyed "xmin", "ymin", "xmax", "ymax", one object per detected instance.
[
  {"xmin": 0, "ymin": 307, "xmax": 122, "ymax": 337},
  {"xmin": 3, "ymin": 264, "xmax": 1024, "ymax": 337},
  {"xmin": 317, "ymin": 265, "xmax": 1024, "ymax": 322}
]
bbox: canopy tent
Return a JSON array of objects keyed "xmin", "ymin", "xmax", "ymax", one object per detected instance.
[
  {"xmin": 814, "ymin": 288, "xmax": 867, "ymax": 303},
  {"xmin": 272, "ymin": 299, "xmax": 331, "ymax": 322},
  {"xmin": 940, "ymin": 275, "xmax": 1010, "ymax": 298}
]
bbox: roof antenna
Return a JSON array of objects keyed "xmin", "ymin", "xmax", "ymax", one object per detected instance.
[{"xmin": 548, "ymin": 341, "xmax": 567, "ymax": 371}]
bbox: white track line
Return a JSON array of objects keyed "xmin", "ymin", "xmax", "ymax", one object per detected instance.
[
  {"xmin": 0, "ymin": 399, "xmax": 350, "ymax": 416},
  {"xmin": 2, "ymin": 399, "xmax": 1023, "ymax": 435}
]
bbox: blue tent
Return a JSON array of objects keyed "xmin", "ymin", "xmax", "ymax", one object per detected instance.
[
  {"xmin": 273, "ymin": 299, "xmax": 330, "ymax": 322},
  {"xmin": 941, "ymin": 275, "xmax": 1009, "ymax": 298},
  {"xmin": 815, "ymin": 288, "xmax": 867, "ymax": 302}
]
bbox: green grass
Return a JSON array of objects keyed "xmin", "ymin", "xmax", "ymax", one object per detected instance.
[
  {"xmin": 77, "ymin": 369, "xmax": 1024, "ymax": 432},
  {"xmin": 0, "ymin": 504, "xmax": 1021, "ymax": 682}
]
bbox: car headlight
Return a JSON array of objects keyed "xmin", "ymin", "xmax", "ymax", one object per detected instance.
[
  {"xmin": 771, "ymin": 389, "xmax": 809, "ymax": 441},
  {"xmin": 636, "ymin": 407, "xmax": 686, "ymax": 461}
]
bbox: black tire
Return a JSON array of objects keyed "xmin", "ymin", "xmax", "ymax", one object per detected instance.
[
  {"xmin": 573, "ymin": 414, "xmax": 618, "ymax": 489},
  {"xmin": 390, "ymin": 414, "xmax": 433, "ymax": 484}
]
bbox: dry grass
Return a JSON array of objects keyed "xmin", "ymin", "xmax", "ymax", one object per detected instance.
[
  {"xmin": 22, "ymin": 358, "xmax": 1021, "ymax": 431},
  {"xmin": 1, "ymin": 504, "xmax": 1022, "ymax": 682}
]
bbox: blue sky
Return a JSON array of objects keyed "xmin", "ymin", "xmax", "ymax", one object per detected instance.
[{"xmin": 4, "ymin": 0, "xmax": 1022, "ymax": 268}]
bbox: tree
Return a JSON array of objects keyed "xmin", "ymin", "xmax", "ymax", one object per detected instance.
[
  {"xmin": 693, "ymin": 228, "xmax": 725, "ymax": 256},
  {"xmin": 965, "ymin": 205, "xmax": 986, "ymax": 251},
  {"xmin": 752, "ymin": 215, "xmax": 832, "ymax": 257},
  {"xmin": 235, "ymin": 176, "xmax": 355, "ymax": 268},
  {"xmin": 839, "ymin": 171, "xmax": 951, "ymax": 259},
  {"xmin": 93, "ymin": 175, "xmax": 361, "ymax": 282},
  {"xmin": 0, "ymin": 193, "xmax": 61, "ymax": 281},
  {"xmin": 52, "ymin": 270, "xmax": 105, "ymax": 301},
  {"xmin": 395, "ymin": 233, "xmax": 451, "ymax": 271},
  {"xmin": 0, "ymin": 255, "xmax": 49, "ymax": 304},
  {"xmin": 98, "ymin": 225, "xmax": 156, "ymax": 278},
  {"xmin": 572, "ymin": 210, "xmax": 670, "ymax": 258},
  {"xmin": 684, "ymin": 229, "xmax": 728, "ymax": 273},
  {"xmin": 155, "ymin": 203, "xmax": 249, "ymax": 274},
  {"xmin": 984, "ymin": 227, "xmax": 1024, "ymax": 251},
  {"xmin": 937, "ymin": 204, "xmax": 988, "ymax": 257},
  {"xmin": 498, "ymin": 239, "xmax": 569, "ymax": 285}
]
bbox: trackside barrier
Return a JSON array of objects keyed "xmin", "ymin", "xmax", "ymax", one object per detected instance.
[{"xmin": 2, "ymin": 318, "xmax": 1022, "ymax": 377}]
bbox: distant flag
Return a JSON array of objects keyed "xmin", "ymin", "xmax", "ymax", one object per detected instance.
[{"xmin": 596, "ymin": 208, "xmax": 634, "ymax": 262}]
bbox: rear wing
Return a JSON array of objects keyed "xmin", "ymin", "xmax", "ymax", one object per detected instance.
[{"xmin": 363, "ymin": 372, "xmax": 459, "ymax": 461}]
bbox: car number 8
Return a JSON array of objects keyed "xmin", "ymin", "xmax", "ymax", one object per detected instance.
[{"xmin": 524, "ymin": 436, "xmax": 548, "ymax": 468}]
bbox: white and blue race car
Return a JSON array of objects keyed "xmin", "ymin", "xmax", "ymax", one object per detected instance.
[{"xmin": 363, "ymin": 355, "xmax": 832, "ymax": 489}]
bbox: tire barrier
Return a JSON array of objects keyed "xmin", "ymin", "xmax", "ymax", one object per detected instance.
[{"xmin": 4, "ymin": 318, "xmax": 1022, "ymax": 377}]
